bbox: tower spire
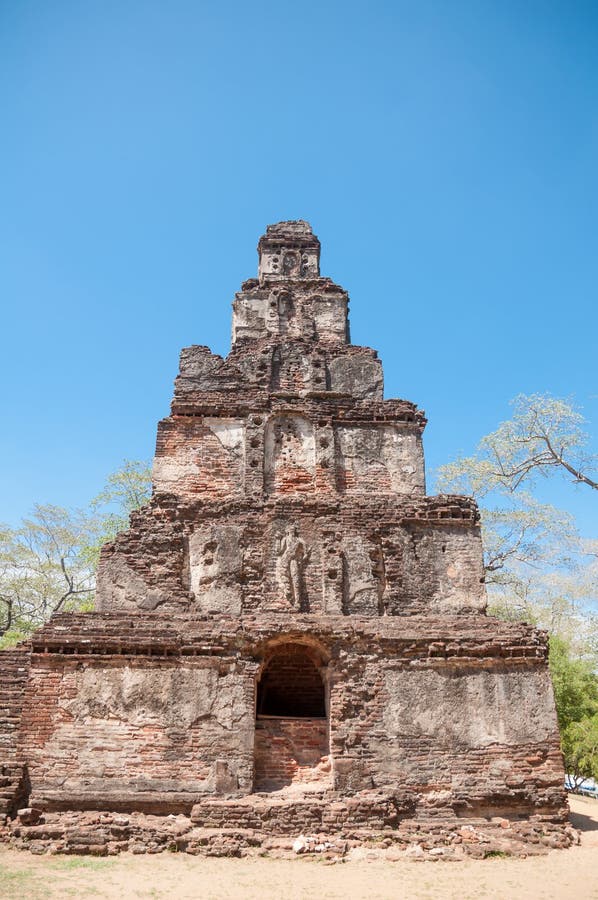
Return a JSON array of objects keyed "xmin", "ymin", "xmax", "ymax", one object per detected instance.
[
  {"xmin": 257, "ymin": 220, "xmax": 321, "ymax": 281},
  {"xmin": 233, "ymin": 220, "xmax": 348, "ymax": 345}
]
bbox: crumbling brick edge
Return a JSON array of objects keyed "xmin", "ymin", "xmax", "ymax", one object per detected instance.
[{"xmin": 1, "ymin": 808, "xmax": 578, "ymax": 860}]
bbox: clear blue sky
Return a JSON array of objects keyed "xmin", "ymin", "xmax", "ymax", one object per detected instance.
[{"xmin": 1, "ymin": 0, "xmax": 596, "ymax": 535}]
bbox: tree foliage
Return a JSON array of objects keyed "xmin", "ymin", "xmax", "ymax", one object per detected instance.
[
  {"xmin": 549, "ymin": 636, "xmax": 598, "ymax": 731},
  {"xmin": 437, "ymin": 395, "xmax": 596, "ymax": 639},
  {"xmin": 562, "ymin": 716, "xmax": 598, "ymax": 791},
  {"xmin": 0, "ymin": 461, "xmax": 152, "ymax": 647},
  {"xmin": 470, "ymin": 393, "xmax": 597, "ymax": 494},
  {"xmin": 85, "ymin": 459, "xmax": 152, "ymax": 571},
  {"xmin": 550, "ymin": 637, "xmax": 598, "ymax": 790}
]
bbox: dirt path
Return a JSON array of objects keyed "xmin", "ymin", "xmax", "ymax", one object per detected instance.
[{"xmin": 1, "ymin": 796, "xmax": 597, "ymax": 900}]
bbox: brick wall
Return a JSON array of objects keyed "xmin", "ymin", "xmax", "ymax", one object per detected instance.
[
  {"xmin": 97, "ymin": 494, "xmax": 484, "ymax": 616},
  {"xmin": 254, "ymin": 718, "xmax": 330, "ymax": 791},
  {"xmin": 0, "ymin": 646, "xmax": 30, "ymax": 763},
  {"xmin": 18, "ymin": 654, "xmax": 257, "ymax": 812},
  {"xmin": 13, "ymin": 613, "xmax": 565, "ymax": 822},
  {"xmin": 0, "ymin": 645, "xmax": 31, "ymax": 817}
]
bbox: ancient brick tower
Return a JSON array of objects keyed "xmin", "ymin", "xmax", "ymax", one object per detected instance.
[{"xmin": 0, "ymin": 222, "xmax": 572, "ymax": 856}]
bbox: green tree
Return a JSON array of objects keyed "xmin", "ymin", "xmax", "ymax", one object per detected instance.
[
  {"xmin": 0, "ymin": 505, "xmax": 95, "ymax": 646},
  {"xmin": 562, "ymin": 716, "xmax": 598, "ymax": 791},
  {"xmin": 549, "ymin": 636, "xmax": 598, "ymax": 731},
  {"xmin": 549, "ymin": 636, "xmax": 598, "ymax": 791},
  {"xmin": 0, "ymin": 460, "xmax": 152, "ymax": 648},
  {"xmin": 85, "ymin": 459, "xmax": 152, "ymax": 570}
]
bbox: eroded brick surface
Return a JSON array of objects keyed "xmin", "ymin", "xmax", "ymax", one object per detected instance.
[
  {"xmin": 0, "ymin": 221, "xmax": 570, "ymax": 856},
  {"xmin": 254, "ymin": 718, "xmax": 331, "ymax": 791}
]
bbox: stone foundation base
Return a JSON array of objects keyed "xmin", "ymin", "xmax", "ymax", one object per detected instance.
[{"xmin": 0, "ymin": 795, "xmax": 578, "ymax": 860}]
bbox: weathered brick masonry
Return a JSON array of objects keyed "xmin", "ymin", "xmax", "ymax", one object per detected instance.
[{"xmin": 0, "ymin": 222, "xmax": 573, "ymax": 858}]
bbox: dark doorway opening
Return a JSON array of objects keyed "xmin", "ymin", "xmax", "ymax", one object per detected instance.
[{"xmin": 256, "ymin": 644, "xmax": 326, "ymax": 718}]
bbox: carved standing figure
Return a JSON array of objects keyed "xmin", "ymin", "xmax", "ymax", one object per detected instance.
[{"xmin": 276, "ymin": 524, "xmax": 309, "ymax": 610}]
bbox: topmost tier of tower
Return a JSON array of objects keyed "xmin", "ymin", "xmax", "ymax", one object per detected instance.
[
  {"xmin": 233, "ymin": 221, "xmax": 349, "ymax": 345},
  {"xmin": 257, "ymin": 220, "xmax": 320, "ymax": 281}
]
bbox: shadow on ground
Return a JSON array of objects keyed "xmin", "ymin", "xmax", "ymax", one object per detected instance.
[{"xmin": 569, "ymin": 809, "xmax": 598, "ymax": 832}]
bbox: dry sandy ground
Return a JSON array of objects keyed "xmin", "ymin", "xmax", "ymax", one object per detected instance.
[{"xmin": 0, "ymin": 796, "xmax": 597, "ymax": 900}]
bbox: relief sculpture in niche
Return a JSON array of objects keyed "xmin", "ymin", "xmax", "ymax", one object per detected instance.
[
  {"xmin": 282, "ymin": 251, "xmax": 300, "ymax": 276},
  {"xmin": 264, "ymin": 415, "xmax": 316, "ymax": 493},
  {"xmin": 276, "ymin": 524, "xmax": 310, "ymax": 611},
  {"xmin": 341, "ymin": 535, "xmax": 386, "ymax": 616},
  {"xmin": 322, "ymin": 531, "xmax": 344, "ymax": 614},
  {"xmin": 277, "ymin": 292, "xmax": 294, "ymax": 335},
  {"xmin": 188, "ymin": 525, "xmax": 243, "ymax": 615},
  {"xmin": 369, "ymin": 542, "xmax": 387, "ymax": 614}
]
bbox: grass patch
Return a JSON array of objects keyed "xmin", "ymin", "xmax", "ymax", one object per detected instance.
[
  {"xmin": 0, "ymin": 857, "xmax": 110, "ymax": 899},
  {"xmin": 0, "ymin": 863, "xmax": 33, "ymax": 883},
  {"xmin": 50, "ymin": 856, "xmax": 113, "ymax": 872},
  {"xmin": 0, "ymin": 862, "xmax": 48, "ymax": 899},
  {"xmin": 484, "ymin": 850, "xmax": 510, "ymax": 859}
]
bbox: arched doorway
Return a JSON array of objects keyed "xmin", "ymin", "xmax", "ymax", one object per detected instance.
[
  {"xmin": 254, "ymin": 642, "xmax": 331, "ymax": 792},
  {"xmin": 257, "ymin": 645, "xmax": 326, "ymax": 717}
]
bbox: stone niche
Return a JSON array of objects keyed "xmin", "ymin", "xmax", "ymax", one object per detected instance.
[
  {"xmin": 327, "ymin": 352, "xmax": 383, "ymax": 400},
  {"xmin": 401, "ymin": 525, "xmax": 487, "ymax": 614},
  {"xmin": 269, "ymin": 344, "xmax": 325, "ymax": 393},
  {"xmin": 335, "ymin": 424, "xmax": 425, "ymax": 495},
  {"xmin": 188, "ymin": 524, "xmax": 243, "ymax": 615},
  {"xmin": 264, "ymin": 415, "xmax": 316, "ymax": 495},
  {"xmin": 340, "ymin": 534, "xmax": 386, "ymax": 615},
  {"xmin": 95, "ymin": 556, "xmax": 160, "ymax": 613},
  {"xmin": 254, "ymin": 641, "xmax": 331, "ymax": 793},
  {"xmin": 231, "ymin": 291, "xmax": 269, "ymax": 343},
  {"xmin": 263, "ymin": 520, "xmax": 317, "ymax": 614},
  {"xmin": 311, "ymin": 293, "xmax": 349, "ymax": 343}
]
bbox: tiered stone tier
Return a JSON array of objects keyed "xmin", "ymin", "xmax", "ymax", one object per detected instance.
[{"xmin": 96, "ymin": 221, "xmax": 486, "ymax": 620}]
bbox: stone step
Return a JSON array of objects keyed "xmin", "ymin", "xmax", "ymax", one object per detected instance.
[{"xmin": 189, "ymin": 790, "xmax": 408, "ymax": 835}]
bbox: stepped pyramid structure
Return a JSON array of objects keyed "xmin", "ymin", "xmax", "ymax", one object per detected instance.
[{"xmin": 0, "ymin": 222, "xmax": 572, "ymax": 856}]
